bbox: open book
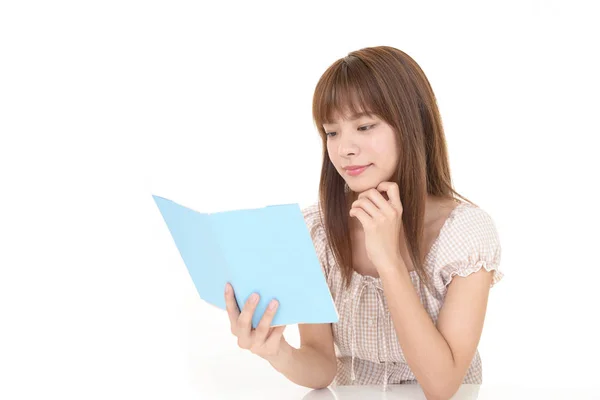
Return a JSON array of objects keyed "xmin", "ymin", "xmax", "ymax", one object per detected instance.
[{"xmin": 152, "ymin": 195, "xmax": 339, "ymax": 328}]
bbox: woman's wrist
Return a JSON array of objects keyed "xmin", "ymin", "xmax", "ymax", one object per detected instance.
[
  {"xmin": 264, "ymin": 337, "xmax": 293, "ymax": 370},
  {"xmin": 264, "ymin": 337, "xmax": 336, "ymax": 389}
]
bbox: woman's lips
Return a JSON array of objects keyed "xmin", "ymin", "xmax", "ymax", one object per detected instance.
[{"xmin": 345, "ymin": 164, "xmax": 371, "ymax": 176}]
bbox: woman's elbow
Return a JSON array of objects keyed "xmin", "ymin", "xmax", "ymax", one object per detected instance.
[
  {"xmin": 424, "ymin": 382, "xmax": 461, "ymax": 400},
  {"xmin": 311, "ymin": 360, "xmax": 336, "ymax": 389},
  {"xmin": 306, "ymin": 376, "xmax": 334, "ymax": 390}
]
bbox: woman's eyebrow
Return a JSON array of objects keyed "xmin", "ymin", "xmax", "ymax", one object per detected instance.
[
  {"xmin": 324, "ymin": 112, "xmax": 373, "ymax": 126},
  {"xmin": 347, "ymin": 112, "xmax": 373, "ymax": 120}
]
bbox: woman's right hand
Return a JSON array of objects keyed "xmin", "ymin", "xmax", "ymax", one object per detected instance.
[{"xmin": 224, "ymin": 282, "xmax": 287, "ymax": 360}]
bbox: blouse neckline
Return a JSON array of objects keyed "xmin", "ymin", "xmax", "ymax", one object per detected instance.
[{"xmin": 350, "ymin": 201, "xmax": 469, "ymax": 283}]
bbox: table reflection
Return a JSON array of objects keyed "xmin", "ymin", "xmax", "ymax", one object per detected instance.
[{"xmin": 302, "ymin": 384, "xmax": 481, "ymax": 400}]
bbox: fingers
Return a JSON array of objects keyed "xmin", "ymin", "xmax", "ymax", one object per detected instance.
[
  {"xmin": 236, "ymin": 292, "xmax": 260, "ymax": 348},
  {"xmin": 377, "ymin": 182, "xmax": 402, "ymax": 211},
  {"xmin": 352, "ymin": 197, "xmax": 381, "ymax": 219},
  {"xmin": 349, "ymin": 206, "xmax": 370, "ymax": 229},
  {"xmin": 226, "ymin": 293, "xmax": 285, "ymax": 359},
  {"xmin": 224, "ymin": 283, "xmax": 240, "ymax": 334},
  {"xmin": 358, "ymin": 188, "xmax": 387, "ymax": 209},
  {"xmin": 355, "ymin": 187, "xmax": 399, "ymax": 219},
  {"xmin": 253, "ymin": 299, "xmax": 279, "ymax": 344}
]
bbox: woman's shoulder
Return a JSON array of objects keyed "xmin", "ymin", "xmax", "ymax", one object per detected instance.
[
  {"xmin": 446, "ymin": 201, "xmax": 500, "ymax": 243},
  {"xmin": 301, "ymin": 201, "xmax": 324, "ymax": 231},
  {"xmin": 301, "ymin": 201, "xmax": 328, "ymax": 249}
]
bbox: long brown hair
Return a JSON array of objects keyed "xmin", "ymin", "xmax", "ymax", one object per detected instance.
[{"xmin": 311, "ymin": 46, "xmax": 477, "ymax": 291}]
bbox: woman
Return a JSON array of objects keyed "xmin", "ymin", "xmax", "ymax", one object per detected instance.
[{"xmin": 224, "ymin": 46, "xmax": 503, "ymax": 399}]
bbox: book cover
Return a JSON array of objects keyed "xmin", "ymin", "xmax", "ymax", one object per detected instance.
[{"xmin": 152, "ymin": 195, "xmax": 339, "ymax": 328}]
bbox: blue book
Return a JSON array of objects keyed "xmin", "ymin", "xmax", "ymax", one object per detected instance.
[{"xmin": 152, "ymin": 194, "xmax": 338, "ymax": 328}]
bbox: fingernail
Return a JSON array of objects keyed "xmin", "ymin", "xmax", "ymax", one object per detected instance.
[
  {"xmin": 250, "ymin": 293, "xmax": 259, "ymax": 304},
  {"xmin": 225, "ymin": 284, "xmax": 231, "ymax": 294},
  {"xmin": 268, "ymin": 300, "xmax": 278, "ymax": 310}
]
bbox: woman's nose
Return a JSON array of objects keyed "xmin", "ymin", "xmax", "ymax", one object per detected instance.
[{"xmin": 338, "ymin": 134, "xmax": 359, "ymax": 157}]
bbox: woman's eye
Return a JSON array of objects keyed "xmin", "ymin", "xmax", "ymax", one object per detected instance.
[{"xmin": 325, "ymin": 124, "xmax": 373, "ymax": 137}]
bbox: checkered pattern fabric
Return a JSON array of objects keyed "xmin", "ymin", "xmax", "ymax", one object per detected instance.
[{"xmin": 301, "ymin": 201, "xmax": 503, "ymax": 390}]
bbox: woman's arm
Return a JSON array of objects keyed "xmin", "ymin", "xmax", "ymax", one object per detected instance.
[
  {"xmin": 265, "ymin": 323, "xmax": 337, "ymax": 389},
  {"xmin": 379, "ymin": 259, "xmax": 493, "ymax": 400}
]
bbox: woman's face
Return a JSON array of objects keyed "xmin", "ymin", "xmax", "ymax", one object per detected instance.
[{"xmin": 323, "ymin": 109, "xmax": 399, "ymax": 197}]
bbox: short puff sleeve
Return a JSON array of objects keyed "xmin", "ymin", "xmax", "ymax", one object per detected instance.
[
  {"xmin": 301, "ymin": 202, "xmax": 331, "ymax": 281},
  {"xmin": 436, "ymin": 207, "xmax": 503, "ymax": 289}
]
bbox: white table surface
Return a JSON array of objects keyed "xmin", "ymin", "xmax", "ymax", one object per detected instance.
[
  {"xmin": 195, "ymin": 383, "xmax": 600, "ymax": 399},
  {"xmin": 303, "ymin": 384, "xmax": 600, "ymax": 399}
]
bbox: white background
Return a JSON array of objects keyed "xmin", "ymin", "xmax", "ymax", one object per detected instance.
[{"xmin": 1, "ymin": 1, "xmax": 599, "ymax": 399}]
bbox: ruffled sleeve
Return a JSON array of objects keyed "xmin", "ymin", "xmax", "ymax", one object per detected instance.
[
  {"xmin": 436, "ymin": 206, "xmax": 503, "ymax": 289},
  {"xmin": 301, "ymin": 202, "xmax": 331, "ymax": 281}
]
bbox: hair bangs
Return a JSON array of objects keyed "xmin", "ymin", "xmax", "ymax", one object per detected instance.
[{"xmin": 313, "ymin": 57, "xmax": 384, "ymax": 136}]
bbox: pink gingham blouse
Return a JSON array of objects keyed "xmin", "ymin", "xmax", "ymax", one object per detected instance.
[{"xmin": 301, "ymin": 200, "xmax": 503, "ymax": 390}]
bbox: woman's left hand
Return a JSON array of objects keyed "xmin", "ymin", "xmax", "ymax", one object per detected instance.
[{"xmin": 349, "ymin": 181, "xmax": 406, "ymax": 270}]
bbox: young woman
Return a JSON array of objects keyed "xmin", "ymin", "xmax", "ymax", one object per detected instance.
[{"xmin": 224, "ymin": 46, "xmax": 503, "ymax": 399}]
